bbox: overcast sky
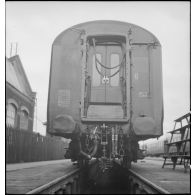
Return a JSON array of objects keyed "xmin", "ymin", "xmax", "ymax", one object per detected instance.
[{"xmin": 6, "ymin": 1, "xmax": 190, "ymax": 136}]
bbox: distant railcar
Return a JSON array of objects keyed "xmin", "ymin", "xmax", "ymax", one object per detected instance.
[
  {"xmin": 145, "ymin": 137, "xmax": 167, "ymax": 156},
  {"xmin": 47, "ymin": 20, "xmax": 163, "ymax": 168},
  {"xmin": 145, "ymin": 134, "xmax": 190, "ymax": 156}
]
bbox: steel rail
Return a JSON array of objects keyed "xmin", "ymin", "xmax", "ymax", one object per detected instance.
[
  {"xmin": 26, "ymin": 168, "xmax": 80, "ymax": 194},
  {"xmin": 128, "ymin": 169, "xmax": 171, "ymax": 194},
  {"xmin": 26, "ymin": 159, "xmax": 170, "ymax": 194},
  {"xmin": 113, "ymin": 160, "xmax": 170, "ymax": 194},
  {"xmin": 26, "ymin": 159, "xmax": 97, "ymax": 194}
]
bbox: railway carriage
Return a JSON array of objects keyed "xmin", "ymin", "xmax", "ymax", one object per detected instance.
[
  {"xmin": 145, "ymin": 134, "xmax": 190, "ymax": 157},
  {"xmin": 47, "ymin": 20, "xmax": 163, "ymax": 168}
]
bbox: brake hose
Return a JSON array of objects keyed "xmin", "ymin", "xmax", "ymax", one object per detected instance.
[
  {"xmin": 92, "ymin": 38, "xmax": 125, "ymax": 70},
  {"xmin": 95, "ymin": 60, "xmax": 122, "ymax": 78}
]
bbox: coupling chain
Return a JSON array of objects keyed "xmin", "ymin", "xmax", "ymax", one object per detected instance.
[
  {"xmin": 119, "ymin": 129, "xmax": 125, "ymax": 157},
  {"xmin": 85, "ymin": 134, "xmax": 90, "ymax": 153}
]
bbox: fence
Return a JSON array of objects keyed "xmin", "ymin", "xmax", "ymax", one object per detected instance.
[{"xmin": 6, "ymin": 127, "xmax": 68, "ymax": 163}]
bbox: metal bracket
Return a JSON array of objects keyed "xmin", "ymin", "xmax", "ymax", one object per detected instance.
[{"xmin": 102, "ymin": 76, "xmax": 109, "ymax": 84}]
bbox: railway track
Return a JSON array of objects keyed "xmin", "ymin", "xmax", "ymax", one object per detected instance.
[
  {"xmin": 26, "ymin": 168, "xmax": 80, "ymax": 194},
  {"xmin": 113, "ymin": 161, "xmax": 171, "ymax": 194},
  {"xmin": 26, "ymin": 159, "xmax": 97, "ymax": 194},
  {"xmin": 128, "ymin": 169, "xmax": 170, "ymax": 194},
  {"xmin": 26, "ymin": 160, "xmax": 170, "ymax": 194}
]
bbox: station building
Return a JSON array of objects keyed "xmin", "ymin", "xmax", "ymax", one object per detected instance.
[{"xmin": 6, "ymin": 55, "xmax": 36, "ymax": 131}]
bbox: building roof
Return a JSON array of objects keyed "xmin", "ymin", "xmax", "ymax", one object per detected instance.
[{"xmin": 6, "ymin": 55, "xmax": 35, "ymax": 99}]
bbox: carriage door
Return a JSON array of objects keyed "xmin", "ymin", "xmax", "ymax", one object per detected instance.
[
  {"xmin": 86, "ymin": 39, "xmax": 125, "ymax": 120},
  {"xmin": 106, "ymin": 46, "xmax": 122, "ymax": 103},
  {"xmin": 88, "ymin": 45, "xmax": 106, "ymax": 102},
  {"xmin": 88, "ymin": 45, "xmax": 123, "ymax": 103}
]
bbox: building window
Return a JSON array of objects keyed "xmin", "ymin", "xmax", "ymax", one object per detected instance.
[
  {"xmin": 92, "ymin": 54, "xmax": 101, "ymax": 86},
  {"xmin": 6, "ymin": 103, "xmax": 17, "ymax": 128},
  {"xmin": 20, "ymin": 110, "xmax": 28, "ymax": 130},
  {"xmin": 110, "ymin": 54, "xmax": 120, "ymax": 86}
]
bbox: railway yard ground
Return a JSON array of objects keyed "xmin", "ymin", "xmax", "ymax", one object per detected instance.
[
  {"xmin": 6, "ymin": 157, "xmax": 190, "ymax": 194},
  {"xmin": 6, "ymin": 159, "xmax": 75, "ymax": 194},
  {"xmin": 132, "ymin": 157, "xmax": 190, "ymax": 194}
]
